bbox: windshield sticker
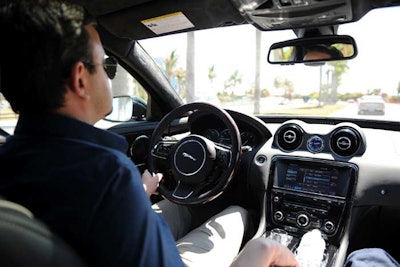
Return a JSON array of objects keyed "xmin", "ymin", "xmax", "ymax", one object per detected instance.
[{"xmin": 141, "ymin": 12, "xmax": 194, "ymax": 35}]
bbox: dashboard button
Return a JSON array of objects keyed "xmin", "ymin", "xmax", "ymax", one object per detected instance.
[
  {"xmin": 296, "ymin": 213, "xmax": 310, "ymax": 227},
  {"xmin": 324, "ymin": 221, "xmax": 335, "ymax": 233},
  {"xmin": 306, "ymin": 135, "xmax": 325, "ymax": 153},
  {"xmin": 274, "ymin": 211, "xmax": 284, "ymax": 222}
]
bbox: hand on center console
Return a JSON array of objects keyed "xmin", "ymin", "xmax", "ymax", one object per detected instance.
[{"xmin": 230, "ymin": 238, "xmax": 299, "ymax": 267}]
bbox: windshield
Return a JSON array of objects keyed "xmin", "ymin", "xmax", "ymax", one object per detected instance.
[
  {"xmin": 139, "ymin": 7, "xmax": 400, "ymax": 123},
  {"xmin": 1, "ymin": 7, "xmax": 399, "ymax": 136}
]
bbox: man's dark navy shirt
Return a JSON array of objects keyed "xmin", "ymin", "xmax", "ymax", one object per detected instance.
[{"xmin": 0, "ymin": 113, "xmax": 184, "ymax": 267}]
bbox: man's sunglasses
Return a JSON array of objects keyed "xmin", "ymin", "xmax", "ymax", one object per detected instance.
[
  {"xmin": 103, "ymin": 56, "xmax": 118, "ymax": 80},
  {"xmin": 83, "ymin": 56, "xmax": 118, "ymax": 80}
]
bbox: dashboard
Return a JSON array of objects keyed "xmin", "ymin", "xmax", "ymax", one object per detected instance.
[
  {"xmin": 182, "ymin": 111, "xmax": 400, "ymax": 260},
  {"xmin": 256, "ymin": 119, "xmax": 400, "ymax": 207},
  {"xmin": 117, "ymin": 110, "xmax": 400, "ymax": 262}
]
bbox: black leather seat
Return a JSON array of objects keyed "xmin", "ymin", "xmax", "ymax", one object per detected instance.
[{"xmin": 0, "ymin": 199, "xmax": 87, "ymax": 267}]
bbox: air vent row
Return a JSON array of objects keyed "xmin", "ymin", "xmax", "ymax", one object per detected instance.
[{"xmin": 274, "ymin": 123, "xmax": 365, "ymax": 158}]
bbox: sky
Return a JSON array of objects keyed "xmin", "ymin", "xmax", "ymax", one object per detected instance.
[{"xmin": 139, "ymin": 6, "xmax": 400, "ymax": 97}]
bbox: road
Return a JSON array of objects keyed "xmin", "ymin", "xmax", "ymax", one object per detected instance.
[
  {"xmin": 227, "ymin": 98, "xmax": 400, "ymax": 122},
  {"xmin": 332, "ymin": 102, "xmax": 400, "ymax": 122},
  {"xmin": 226, "ymin": 97, "xmax": 310, "ymax": 114}
]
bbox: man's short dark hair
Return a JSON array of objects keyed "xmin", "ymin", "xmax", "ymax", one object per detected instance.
[
  {"xmin": 304, "ymin": 44, "xmax": 344, "ymax": 59},
  {"xmin": 0, "ymin": 0, "xmax": 95, "ymax": 114}
]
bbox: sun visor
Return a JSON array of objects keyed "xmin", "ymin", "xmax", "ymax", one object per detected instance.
[{"xmin": 230, "ymin": 0, "xmax": 353, "ymax": 31}]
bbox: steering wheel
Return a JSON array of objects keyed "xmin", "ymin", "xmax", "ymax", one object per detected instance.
[{"xmin": 147, "ymin": 102, "xmax": 242, "ymax": 205}]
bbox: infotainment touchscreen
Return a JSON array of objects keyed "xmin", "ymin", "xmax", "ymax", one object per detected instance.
[
  {"xmin": 273, "ymin": 159, "xmax": 353, "ymax": 197},
  {"xmin": 284, "ymin": 163, "xmax": 338, "ymax": 195}
]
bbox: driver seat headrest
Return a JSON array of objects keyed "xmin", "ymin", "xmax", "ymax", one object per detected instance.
[{"xmin": 0, "ymin": 199, "xmax": 87, "ymax": 267}]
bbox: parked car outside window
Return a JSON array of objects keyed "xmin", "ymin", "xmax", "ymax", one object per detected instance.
[{"xmin": 357, "ymin": 95, "xmax": 385, "ymax": 115}]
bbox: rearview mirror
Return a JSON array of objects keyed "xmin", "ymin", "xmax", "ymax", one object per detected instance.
[
  {"xmin": 104, "ymin": 96, "xmax": 147, "ymax": 122},
  {"xmin": 268, "ymin": 35, "xmax": 357, "ymax": 66}
]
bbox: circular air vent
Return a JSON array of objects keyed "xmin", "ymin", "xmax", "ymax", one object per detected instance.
[
  {"xmin": 330, "ymin": 127, "xmax": 361, "ymax": 157},
  {"xmin": 276, "ymin": 124, "xmax": 304, "ymax": 151}
]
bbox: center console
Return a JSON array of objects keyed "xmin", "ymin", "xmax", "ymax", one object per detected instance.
[{"xmin": 266, "ymin": 156, "xmax": 358, "ymax": 265}]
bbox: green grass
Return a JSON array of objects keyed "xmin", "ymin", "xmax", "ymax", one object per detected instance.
[{"xmin": 264, "ymin": 104, "xmax": 345, "ymax": 116}]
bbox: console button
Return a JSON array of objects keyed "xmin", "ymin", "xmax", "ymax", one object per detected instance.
[
  {"xmin": 274, "ymin": 211, "xmax": 284, "ymax": 222},
  {"xmin": 297, "ymin": 213, "xmax": 310, "ymax": 227},
  {"xmin": 324, "ymin": 221, "xmax": 336, "ymax": 233}
]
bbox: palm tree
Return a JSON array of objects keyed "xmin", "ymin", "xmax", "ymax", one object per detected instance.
[
  {"xmin": 224, "ymin": 70, "xmax": 242, "ymax": 96},
  {"xmin": 397, "ymin": 81, "xmax": 400, "ymax": 96},
  {"xmin": 165, "ymin": 50, "xmax": 178, "ymax": 82},
  {"xmin": 328, "ymin": 60, "xmax": 348, "ymax": 103},
  {"xmin": 174, "ymin": 67, "xmax": 186, "ymax": 97},
  {"xmin": 208, "ymin": 65, "xmax": 216, "ymax": 84},
  {"xmin": 274, "ymin": 77, "xmax": 294, "ymax": 100},
  {"xmin": 163, "ymin": 49, "xmax": 188, "ymax": 98}
]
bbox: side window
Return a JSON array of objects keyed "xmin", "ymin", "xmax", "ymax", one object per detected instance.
[
  {"xmin": 96, "ymin": 64, "xmax": 149, "ymax": 128},
  {"xmin": 0, "ymin": 62, "xmax": 149, "ymax": 134},
  {"xmin": 111, "ymin": 64, "xmax": 148, "ymax": 104},
  {"xmin": 0, "ymin": 92, "xmax": 18, "ymax": 136}
]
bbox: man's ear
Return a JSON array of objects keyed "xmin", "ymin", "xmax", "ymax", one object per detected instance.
[{"xmin": 68, "ymin": 61, "xmax": 89, "ymax": 98}]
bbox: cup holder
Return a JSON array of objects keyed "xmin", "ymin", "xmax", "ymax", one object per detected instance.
[{"xmin": 266, "ymin": 228, "xmax": 293, "ymax": 247}]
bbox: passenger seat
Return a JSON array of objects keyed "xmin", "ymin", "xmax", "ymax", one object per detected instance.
[{"xmin": 0, "ymin": 198, "xmax": 87, "ymax": 267}]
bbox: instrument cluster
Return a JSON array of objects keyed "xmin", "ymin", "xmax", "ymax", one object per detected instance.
[{"xmin": 201, "ymin": 127, "xmax": 259, "ymax": 148}]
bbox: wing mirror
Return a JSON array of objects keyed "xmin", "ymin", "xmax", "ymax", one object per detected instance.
[
  {"xmin": 104, "ymin": 96, "xmax": 146, "ymax": 122},
  {"xmin": 268, "ymin": 35, "xmax": 357, "ymax": 66}
]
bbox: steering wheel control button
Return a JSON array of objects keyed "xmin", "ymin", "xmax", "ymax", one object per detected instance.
[
  {"xmin": 216, "ymin": 149, "xmax": 230, "ymax": 167},
  {"xmin": 153, "ymin": 141, "xmax": 175, "ymax": 159}
]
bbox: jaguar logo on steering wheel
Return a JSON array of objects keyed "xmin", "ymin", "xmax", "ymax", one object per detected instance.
[{"xmin": 182, "ymin": 152, "xmax": 197, "ymax": 161}]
